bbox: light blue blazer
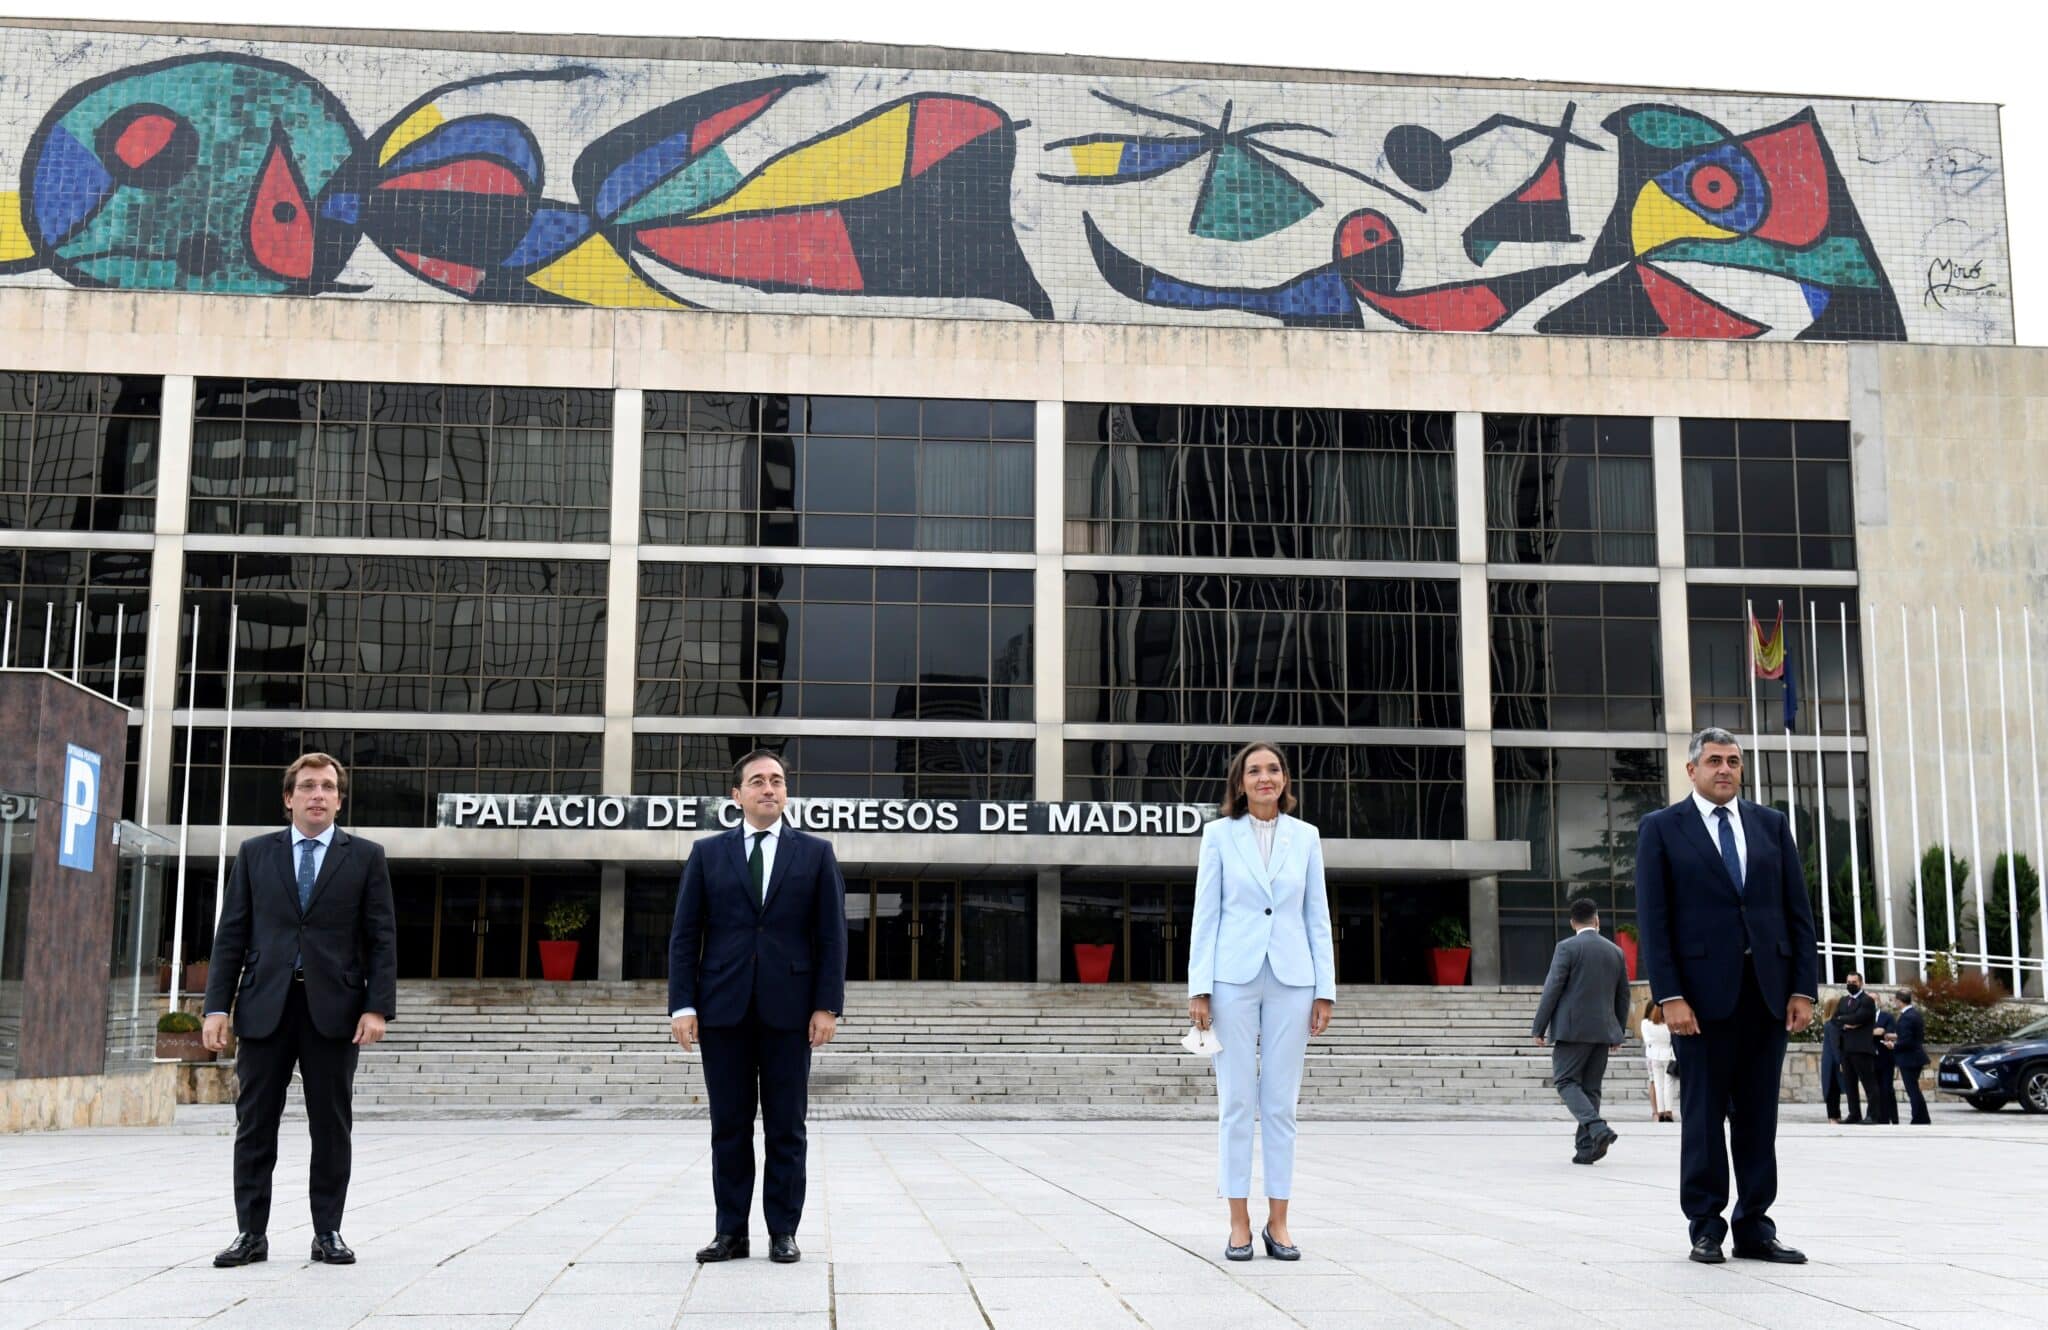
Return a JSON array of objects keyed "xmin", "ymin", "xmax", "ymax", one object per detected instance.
[{"xmin": 1187, "ymin": 813, "xmax": 1336, "ymax": 1001}]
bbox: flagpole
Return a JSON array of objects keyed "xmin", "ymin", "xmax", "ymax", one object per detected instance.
[
  {"xmin": 70, "ymin": 602, "xmax": 82, "ymax": 680},
  {"xmin": 167, "ymin": 604, "xmax": 200, "ymax": 1016},
  {"xmin": 1996, "ymin": 609, "xmax": 2022, "ymax": 992},
  {"xmin": 1866, "ymin": 602, "xmax": 1896, "ymax": 982},
  {"xmin": 1959, "ymin": 609, "xmax": 1989, "ymax": 977},
  {"xmin": 2026, "ymin": 608, "xmax": 2047, "ymax": 998},
  {"xmin": 2, "ymin": 598, "xmax": 11, "ymax": 666},
  {"xmin": 1782, "ymin": 600, "xmax": 1797, "ymax": 848},
  {"xmin": 1747, "ymin": 599, "xmax": 1765, "ymax": 805},
  {"xmin": 1901, "ymin": 606, "xmax": 1924, "ymax": 977},
  {"xmin": 111, "ymin": 605, "xmax": 124, "ymax": 705},
  {"xmin": 1932, "ymin": 606, "xmax": 1957, "ymax": 964},
  {"xmin": 212, "ymin": 603, "xmax": 239, "ymax": 929},
  {"xmin": 1841, "ymin": 604, "xmax": 1864, "ymax": 979},
  {"xmin": 1811, "ymin": 602, "xmax": 1832, "ymax": 979}
]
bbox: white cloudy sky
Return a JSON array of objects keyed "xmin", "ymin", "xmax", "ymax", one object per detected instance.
[{"xmin": 24, "ymin": 0, "xmax": 2040, "ymax": 344}]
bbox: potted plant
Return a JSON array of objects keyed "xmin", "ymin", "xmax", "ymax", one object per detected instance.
[
  {"xmin": 155, "ymin": 1009, "xmax": 213, "ymax": 1063},
  {"xmin": 1427, "ymin": 916, "xmax": 1471, "ymax": 986},
  {"xmin": 1614, "ymin": 922, "xmax": 1640, "ymax": 981},
  {"xmin": 538, "ymin": 898, "xmax": 591, "ymax": 981}
]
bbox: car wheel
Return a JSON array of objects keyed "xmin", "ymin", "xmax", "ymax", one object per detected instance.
[
  {"xmin": 1964, "ymin": 1094, "xmax": 2005, "ymax": 1111},
  {"xmin": 2020, "ymin": 1065, "xmax": 2048, "ymax": 1115}
]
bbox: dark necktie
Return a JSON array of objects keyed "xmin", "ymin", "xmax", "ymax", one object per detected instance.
[
  {"xmin": 297, "ymin": 838, "xmax": 319, "ymax": 912},
  {"xmin": 749, "ymin": 831, "xmax": 766, "ymax": 903},
  {"xmin": 296, "ymin": 838, "xmax": 318, "ymax": 968},
  {"xmin": 1715, "ymin": 807, "xmax": 1743, "ymax": 894}
]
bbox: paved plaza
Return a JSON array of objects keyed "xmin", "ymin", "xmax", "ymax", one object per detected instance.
[{"xmin": 1, "ymin": 1103, "xmax": 2044, "ymax": 1329}]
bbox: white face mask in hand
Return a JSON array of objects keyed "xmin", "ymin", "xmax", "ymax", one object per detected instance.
[{"xmin": 1181, "ymin": 1024, "xmax": 1223, "ymax": 1057}]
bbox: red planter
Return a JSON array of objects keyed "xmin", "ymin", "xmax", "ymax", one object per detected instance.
[
  {"xmin": 1073, "ymin": 943, "xmax": 1116, "ymax": 984},
  {"xmin": 1428, "ymin": 947, "xmax": 1471, "ymax": 986},
  {"xmin": 537, "ymin": 940, "xmax": 580, "ymax": 982},
  {"xmin": 1616, "ymin": 933, "xmax": 1640, "ymax": 981}
]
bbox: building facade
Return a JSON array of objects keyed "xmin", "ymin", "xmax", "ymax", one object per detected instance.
[{"xmin": 1, "ymin": 20, "xmax": 2042, "ymax": 992}]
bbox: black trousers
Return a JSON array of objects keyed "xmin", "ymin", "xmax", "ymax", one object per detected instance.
[
  {"xmin": 699, "ymin": 1005, "xmax": 813, "ymax": 1237},
  {"xmin": 1871, "ymin": 1058, "xmax": 1900, "ymax": 1123},
  {"xmin": 1898, "ymin": 1064, "xmax": 1931, "ymax": 1123},
  {"xmin": 233, "ymin": 981, "xmax": 360, "ymax": 1234},
  {"xmin": 1841, "ymin": 1051, "xmax": 1879, "ymax": 1122},
  {"xmin": 1671, "ymin": 958, "xmax": 1788, "ymax": 1248}
]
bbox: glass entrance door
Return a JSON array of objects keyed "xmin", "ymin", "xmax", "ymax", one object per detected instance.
[
  {"xmin": 869, "ymin": 879, "xmax": 957, "ymax": 980},
  {"xmin": 432, "ymin": 874, "xmax": 532, "ymax": 979},
  {"xmin": 1331, "ymin": 882, "xmax": 1459, "ymax": 985},
  {"xmin": 854, "ymin": 879, "xmax": 1033, "ymax": 981}
]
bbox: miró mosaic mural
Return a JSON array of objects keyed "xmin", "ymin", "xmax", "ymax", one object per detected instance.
[{"xmin": 0, "ymin": 26, "xmax": 2013, "ymax": 343}]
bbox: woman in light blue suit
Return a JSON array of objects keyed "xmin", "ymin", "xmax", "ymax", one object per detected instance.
[{"xmin": 1187, "ymin": 742, "xmax": 1335, "ymax": 1262}]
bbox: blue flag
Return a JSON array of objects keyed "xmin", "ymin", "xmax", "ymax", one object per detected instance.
[{"xmin": 1781, "ymin": 642, "xmax": 1799, "ymax": 731}]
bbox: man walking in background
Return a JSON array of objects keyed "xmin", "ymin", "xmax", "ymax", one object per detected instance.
[
  {"xmin": 1890, "ymin": 989, "xmax": 1932, "ymax": 1124},
  {"xmin": 1637, "ymin": 728, "xmax": 1818, "ymax": 1266},
  {"xmin": 669, "ymin": 750, "xmax": 847, "ymax": 1265},
  {"xmin": 1532, "ymin": 897, "xmax": 1633, "ymax": 1164}
]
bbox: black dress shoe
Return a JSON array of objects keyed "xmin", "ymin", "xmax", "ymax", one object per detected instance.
[
  {"xmin": 696, "ymin": 1234, "xmax": 750, "ymax": 1263},
  {"xmin": 1260, "ymin": 1227, "xmax": 1300, "ymax": 1260},
  {"xmin": 1571, "ymin": 1148, "xmax": 1596, "ymax": 1164},
  {"xmin": 213, "ymin": 1233, "xmax": 268, "ymax": 1267},
  {"xmin": 1732, "ymin": 1238, "xmax": 1807, "ymax": 1264},
  {"xmin": 1590, "ymin": 1127, "xmax": 1618, "ymax": 1160},
  {"xmin": 1688, "ymin": 1237, "xmax": 1726, "ymax": 1264},
  {"xmin": 769, "ymin": 1234, "xmax": 800, "ymax": 1263},
  {"xmin": 310, "ymin": 1232, "xmax": 355, "ymax": 1264}
]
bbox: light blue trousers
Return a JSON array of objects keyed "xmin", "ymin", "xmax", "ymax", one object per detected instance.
[{"xmin": 1209, "ymin": 959, "xmax": 1314, "ymax": 1199}]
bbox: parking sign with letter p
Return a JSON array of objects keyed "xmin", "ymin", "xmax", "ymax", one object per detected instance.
[{"xmin": 60, "ymin": 743, "xmax": 100, "ymax": 872}]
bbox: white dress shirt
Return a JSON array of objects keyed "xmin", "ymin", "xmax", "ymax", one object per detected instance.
[
  {"xmin": 1250, "ymin": 814, "xmax": 1278, "ymax": 865},
  {"xmin": 673, "ymin": 821, "xmax": 782, "ymax": 1019},
  {"xmin": 1692, "ymin": 791, "xmax": 1747, "ymax": 883}
]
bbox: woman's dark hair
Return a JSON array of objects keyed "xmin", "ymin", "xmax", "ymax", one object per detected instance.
[{"xmin": 1219, "ymin": 742, "xmax": 1297, "ymax": 819}]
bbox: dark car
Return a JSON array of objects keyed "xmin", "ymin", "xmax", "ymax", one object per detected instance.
[{"xmin": 1938, "ymin": 1015, "xmax": 2048, "ymax": 1112}]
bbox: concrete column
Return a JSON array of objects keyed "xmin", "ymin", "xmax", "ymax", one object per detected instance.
[
  {"xmin": 1454, "ymin": 413, "xmax": 1500, "ymax": 984},
  {"xmin": 1465, "ymin": 733, "xmax": 1500, "ymax": 985},
  {"xmin": 601, "ymin": 389, "xmax": 644, "ymax": 795},
  {"xmin": 139, "ymin": 376, "xmax": 194, "ymax": 827},
  {"xmin": 597, "ymin": 862, "xmax": 626, "ymax": 981},
  {"xmin": 1652, "ymin": 416, "xmax": 1695, "ymax": 802},
  {"xmin": 1035, "ymin": 867, "xmax": 1061, "ymax": 982},
  {"xmin": 1032, "ymin": 400, "xmax": 1066, "ymax": 802}
]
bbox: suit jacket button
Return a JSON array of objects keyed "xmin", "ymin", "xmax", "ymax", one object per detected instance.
[{"xmin": 1264, "ymin": 907, "xmax": 1272, "ymax": 915}]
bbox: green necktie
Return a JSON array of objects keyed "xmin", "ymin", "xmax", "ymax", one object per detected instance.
[{"xmin": 749, "ymin": 831, "xmax": 766, "ymax": 902}]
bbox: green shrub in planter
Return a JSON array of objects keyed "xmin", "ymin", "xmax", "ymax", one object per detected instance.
[
  {"xmin": 157, "ymin": 1010, "xmax": 202, "ymax": 1034},
  {"xmin": 542, "ymin": 898, "xmax": 591, "ymax": 942},
  {"xmin": 1429, "ymin": 916, "xmax": 1470, "ymax": 950}
]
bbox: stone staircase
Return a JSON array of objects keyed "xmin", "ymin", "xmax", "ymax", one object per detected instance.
[{"xmin": 353, "ymin": 981, "xmax": 1652, "ymax": 1110}]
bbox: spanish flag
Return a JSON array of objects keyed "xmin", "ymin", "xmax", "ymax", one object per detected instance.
[{"xmin": 1750, "ymin": 606, "xmax": 1786, "ymax": 680}]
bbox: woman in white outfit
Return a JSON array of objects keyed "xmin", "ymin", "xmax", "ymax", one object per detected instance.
[
  {"xmin": 1186, "ymin": 742, "xmax": 1336, "ymax": 1262},
  {"xmin": 1641, "ymin": 1000, "xmax": 1680, "ymax": 1122}
]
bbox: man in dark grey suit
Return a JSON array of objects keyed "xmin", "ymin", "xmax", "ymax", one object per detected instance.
[{"xmin": 1532, "ymin": 897, "xmax": 1633, "ymax": 1164}]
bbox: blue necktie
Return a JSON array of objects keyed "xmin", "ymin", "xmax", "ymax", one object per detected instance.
[
  {"xmin": 1715, "ymin": 807, "xmax": 1743, "ymax": 895},
  {"xmin": 297, "ymin": 838, "xmax": 319, "ymax": 913}
]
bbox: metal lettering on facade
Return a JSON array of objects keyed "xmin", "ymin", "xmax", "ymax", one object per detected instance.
[{"xmin": 437, "ymin": 794, "xmax": 1213, "ymax": 836}]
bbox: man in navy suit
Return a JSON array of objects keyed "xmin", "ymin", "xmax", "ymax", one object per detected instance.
[
  {"xmin": 669, "ymin": 749, "xmax": 847, "ymax": 1265},
  {"xmin": 1888, "ymin": 989, "xmax": 1932, "ymax": 1123},
  {"xmin": 1637, "ymin": 728, "xmax": 1818, "ymax": 1265}
]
